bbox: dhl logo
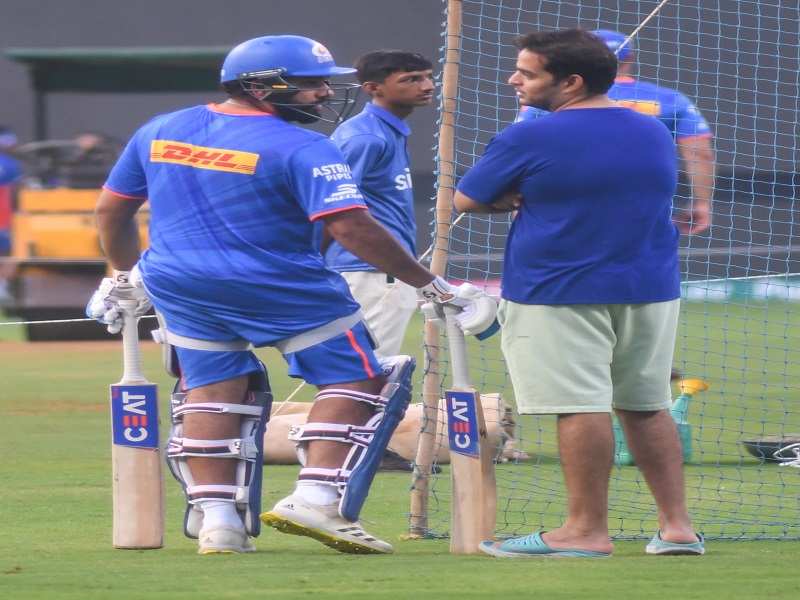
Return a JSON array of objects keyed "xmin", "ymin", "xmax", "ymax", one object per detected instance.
[
  {"xmin": 615, "ymin": 99, "xmax": 660, "ymax": 116},
  {"xmin": 150, "ymin": 140, "xmax": 259, "ymax": 174}
]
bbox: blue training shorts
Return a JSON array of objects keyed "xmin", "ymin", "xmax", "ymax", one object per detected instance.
[{"xmin": 175, "ymin": 322, "xmax": 381, "ymax": 390}]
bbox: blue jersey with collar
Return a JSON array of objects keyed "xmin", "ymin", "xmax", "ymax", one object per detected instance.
[
  {"xmin": 517, "ymin": 76, "xmax": 712, "ymax": 141},
  {"xmin": 458, "ymin": 107, "xmax": 680, "ymax": 305},
  {"xmin": 326, "ymin": 102, "xmax": 416, "ymax": 271},
  {"xmin": 104, "ymin": 103, "xmax": 365, "ymax": 341}
]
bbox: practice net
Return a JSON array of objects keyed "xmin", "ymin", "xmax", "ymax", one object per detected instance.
[{"xmin": 409, "ymin": 0, "xmax": 800, "ymax": 541}]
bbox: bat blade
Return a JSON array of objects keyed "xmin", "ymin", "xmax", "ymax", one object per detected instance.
[
  {"xmin": 110, "ymin": 381, "xmax": 165, "ymax": 548},
  {"xmin": 110, "ymin": 299, "xmax": 165, "ymax": 550},
  {"xmin": 446, "ymin": 387, "xmax": 497, "ymax": 553},
  {"xmin": 443, "ymin": 304, "xmax": 498, "ymax": 553}
]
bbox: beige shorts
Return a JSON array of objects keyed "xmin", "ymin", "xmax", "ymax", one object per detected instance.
[
  {"xmin": 341, "ymin": 270, "xmax": 418, "ymax": 358},
  {"xmin": 498, "ymin": 299, "xmax": 679, "ymax": 414}
]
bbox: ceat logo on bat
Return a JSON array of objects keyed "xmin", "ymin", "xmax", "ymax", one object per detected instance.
[
  {"xmin": 150, "ymin": 140, "xmax": 259, "ymax": 174},
  {"xmin": 111, "ymin": 385, "xmax": 160, "ymax": 449},
  {"xmin": 311, "ymin": 43, "xmax": 334, "ymax": 63},
  {"xmin": 446, "ymin": 390, "xmax": 480, "ymax": 458}
]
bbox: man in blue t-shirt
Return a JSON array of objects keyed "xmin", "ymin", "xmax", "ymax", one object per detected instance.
[
  {"xmin": 0, "ymin": 126, "xmax": 21, "ymax": 304},
  {"xmin": 517, "ymin": 29, "xmax": 715, "ymax": 236},
  {"xmin": 456, "ymin": 29, "xmax": 703, "ymax": 559},
  {"xmin": 327, "ymin": 51, "xmax": 435, "ymax": 357},
  {"xmin": 520, "ymin": 29, "xmax": 715, "ymax": 381},
  {"xmin": 87, "ymin": 35, "xmax": 496, "ymax": 556},
  {"xmin": 0, "ymin": 126, "xmax": 21, "ymax": 257}
]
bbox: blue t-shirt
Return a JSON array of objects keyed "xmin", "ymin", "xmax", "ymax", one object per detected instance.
[
  {"xmin": 104, "ymin": 104, "xmax": 365, "ymax": 341},
  {"xmin": 458, "ymin": 107, "xmax": 680, "ymax": 305},
  {"xmin": 517, "ymin": 76, "xmax": 712, "ymax": 141},
  {"xmin": 326, "ymin": 103, "xmax": 416, "ymax": 271},
  {"xmin": 0, "ymin": 154, "xmax": 21, "ymax": 185}
]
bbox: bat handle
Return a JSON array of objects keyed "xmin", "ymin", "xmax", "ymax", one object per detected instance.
[
  {"xmin": 443, "ymin": 305, "xmax": 471, "ymax": 388},
  {"xmin": 119, "ymin": 299, "xmax": 145, "ymax": 383}
]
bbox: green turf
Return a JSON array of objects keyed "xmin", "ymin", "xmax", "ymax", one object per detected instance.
[
  {"xmin": 419, "ymin": 300, "xmax": 800, "ymax": 540},
  {"xmin": 2, "ymin": 309, "xmax": 800, "ymax": 598},
  {"xmin": 0, "ymin": 309, "xmax": 26, "ymax": 342}
]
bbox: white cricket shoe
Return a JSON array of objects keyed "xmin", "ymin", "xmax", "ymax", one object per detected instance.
[
  {"xmin": 198, "ymin": 525, "xmax": 256, "ymax": 554},
  {"xmin": 260, "ymin": 495, "xmax": 394, "ymax": 554}
]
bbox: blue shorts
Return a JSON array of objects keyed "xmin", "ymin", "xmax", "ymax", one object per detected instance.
[
  {"xmin": 175, "ymin": 322, "xmax": 381, "ymax": 390},
  {"xmin": 284, "ymin": 322, "xmax": 381, "ymax": 385}
]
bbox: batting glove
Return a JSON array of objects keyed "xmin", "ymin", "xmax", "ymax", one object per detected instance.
[
  {"xmin": 417, "ymin": 277, "xmax": 499, "ymax": 339},
  {"xmin": 86, "ymin": 265, "xmax": 152, "ymax": 334}
]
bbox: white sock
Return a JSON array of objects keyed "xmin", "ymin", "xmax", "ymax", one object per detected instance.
[
  {"xmin": 198, "ymin": 500, "xmax": 243, "ymax": 530},
  {"xmin": 294, "ymin": 482, "xmax": 340, "ymax": 506}
]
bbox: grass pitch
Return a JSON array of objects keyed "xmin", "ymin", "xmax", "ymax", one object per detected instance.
[{"xmin": 1, "ymin": 311, "xmax": 799, "ymax": 599}]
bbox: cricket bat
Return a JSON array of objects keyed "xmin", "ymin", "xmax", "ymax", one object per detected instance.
[
  {"xmin": 109, "ymin": 299, "xmax": 165, "ymax": 549},
  {"xmin": 443, "ymin": 305, "xmax": 497, "ymax": 554}
]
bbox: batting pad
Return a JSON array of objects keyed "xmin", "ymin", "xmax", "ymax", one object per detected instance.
[
  {"xmin": 167, "ymin": 365, "xmax": 272, "ymax": 538},
  {"xmin": 339, "ymin": 355, "xmax": 415, "ymax": 521}
]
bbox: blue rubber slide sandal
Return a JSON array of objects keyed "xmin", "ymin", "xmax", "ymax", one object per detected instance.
[
  {"xmin": 645, "ymin": 531, "xmax": 705, "ymax": 555},
  {"xmin": 478, "ymin": 532, "xmax": 612, "ymax": 558}
]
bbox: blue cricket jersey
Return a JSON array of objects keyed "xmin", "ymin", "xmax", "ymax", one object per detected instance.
[
  {"xmin": 458, "ymin": 107, "xmax": 681, "ymax": 305},
  {"xmin": 104, "ymin": 103, "xmax": 365, "ymax": 341},
  {"xmin": 517, "ymin": 76, "xmax": 712, "ymax": 140},
  {"xmin": 326, "ymin": 102, "xmax": 417, "ymax": 271}
]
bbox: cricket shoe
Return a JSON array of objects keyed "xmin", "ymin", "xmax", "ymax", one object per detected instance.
[
  {"xmin": 260, "ymin": 495, "xmax": 394, "ymax": 555},
  {"xmin": 198, "ymin": 525, "xmax": 256, "ymax": 555}
]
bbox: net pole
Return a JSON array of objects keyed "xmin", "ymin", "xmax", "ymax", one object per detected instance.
[
  {"xmin": 409, "ymin": 0, "xmax": 462, "ymax": 536},
  {"xmin": 617, "ymin": 0, "xmax": 671, "ymax": 55}
]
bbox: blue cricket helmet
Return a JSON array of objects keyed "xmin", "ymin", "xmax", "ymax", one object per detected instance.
[
  {"xmin": 593, "ymin": 29, "xmax": 633, "ymax": 61},
  {"xmin": 220, "ymin": 35, "xmax": 356, "ymax": 83}
]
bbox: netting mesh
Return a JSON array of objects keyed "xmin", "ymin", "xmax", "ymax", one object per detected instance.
[{"xmin": 409, "ymin": 0, "xmax": 800, "ymax": 541}]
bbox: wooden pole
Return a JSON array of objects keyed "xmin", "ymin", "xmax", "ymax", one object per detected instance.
[{"xmin": 409, "ymin": 0, "xmax": 462, "ymax": 537}]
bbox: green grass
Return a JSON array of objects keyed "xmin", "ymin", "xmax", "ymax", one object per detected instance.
[
  {"xmin": 2, "ymin": 308, "xmax": 800, "ymax": 598},
  {"xmin": 414, "ymin": 300, "xmax": 800, "ymax": 540},
  {"xmin": 0, "ymin": 309, "xmax": 26, "ymax": 342}
]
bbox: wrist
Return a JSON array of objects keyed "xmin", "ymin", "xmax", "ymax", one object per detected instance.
[{"xmin": 692, "ymin": 199, "xmax": 712, "ymax": 211}]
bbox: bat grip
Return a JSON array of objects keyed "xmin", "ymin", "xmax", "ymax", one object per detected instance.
[
  {"xmin": 119, "ymin": 299, "xmax": 145, "ymax": 383},
  {"xmin": 444, "ymin": 305, "xmax": 472, "ymax": 389}
]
